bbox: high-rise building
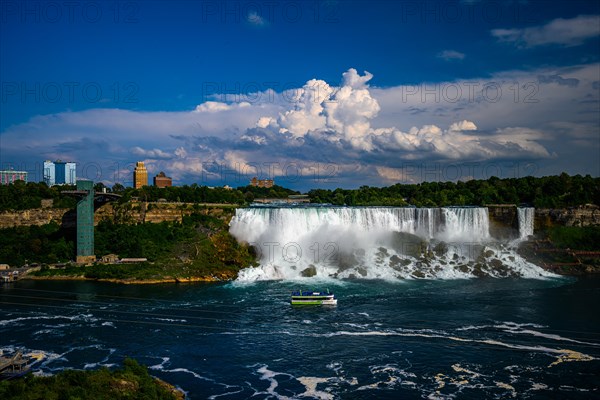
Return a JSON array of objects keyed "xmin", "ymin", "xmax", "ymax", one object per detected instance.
[
  {"xmin": 133, "ymin": 161, "xmax": 148, "ymax": 188},
  {"xmin": 0, "ymin": 170, "xmax": 28, "ymax": 185},
  {"xmin": 153, "ymin": 171, "xmax": 172, "ymax": 188},
  {"xmin": 43, "ymin": 160, "xmax": 76, "ymax": 186}
]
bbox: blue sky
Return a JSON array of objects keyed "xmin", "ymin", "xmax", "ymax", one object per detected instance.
[{"xmin": 1, "ymin": 0, "xmax": 599, "ymax": 190}]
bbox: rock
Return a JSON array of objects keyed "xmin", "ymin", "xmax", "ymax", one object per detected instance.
[
  {"xmin": 433, "ymin": 241, "xmax": 448, "ymax": 257},
  {"xmin": 386, "ymin": 232, "xmax": 426, "ymax": 258},
  {"xmin": 412, "ymin": 270, "xmax": 425, "ymax": 278},
  {"xmin": 456, "ymin": 264, "xmax": 469, "ymax": 273},
  {"xmin": 336, "ymin": 252, "xmax": 358, "ymax": 271},
  {"xmin": 300, "ymin": 265, "xmax": 317, "ymax": 277},
  {"xmin": 472, "ymin": 263, "xmax": 487, "ymax": 277}
]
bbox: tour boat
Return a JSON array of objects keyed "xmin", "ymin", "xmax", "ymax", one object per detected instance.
[{"xmin": 291, "ymin": 289, "xmax": 337, "ymax": 306}]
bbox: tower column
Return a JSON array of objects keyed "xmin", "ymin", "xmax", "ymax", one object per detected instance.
[{"xmin": 76, "ymin": 180, "xmax": 96, "ymax": 264}]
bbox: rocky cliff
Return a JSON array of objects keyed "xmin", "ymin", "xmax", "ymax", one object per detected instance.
[
  {"xmin": 487, "ymin": 204, "xmax": 600, "ymax": 236},
  {"xmin": 535, "ymin": 204, "xmax": 600, "ymax": 228},
  {"xmin": 0, "ymin": 203, "xmax": 236, "ymax": 229},
  {"xmin": 0, "ymin": 208, "xmax": 73, "ymax": 228}
]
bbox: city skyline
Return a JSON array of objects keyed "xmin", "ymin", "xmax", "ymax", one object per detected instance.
[{"xmin": 1, "ymin": 0, "xmax": 599, "ymax": 190}]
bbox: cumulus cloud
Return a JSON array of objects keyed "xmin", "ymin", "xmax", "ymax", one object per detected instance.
[
  {"xmin": 275, "ymin": 68, "xmax": 380, "ymax": 149},
  {"xmin": 1, "ymin": 66, "xmax": 597, "ymax": 187},
  {"xmin": 492, "ymin": 15, "xmax": 600, "ymax": 47}
]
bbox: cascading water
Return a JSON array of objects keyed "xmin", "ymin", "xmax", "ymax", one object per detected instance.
[
  {"xmin": 229, "ymin": 207, "xmax": 554, "ymax": 281},
  {"xmin": 517, "ymin": 207, "xmax": 535, "ymax": 239}
]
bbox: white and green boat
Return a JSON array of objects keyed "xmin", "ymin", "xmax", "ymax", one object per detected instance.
[{"xmin": 291, "ymin": 290, "xmax": 337, "ymax": 306}]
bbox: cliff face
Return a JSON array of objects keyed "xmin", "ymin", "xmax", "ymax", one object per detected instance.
[
  {"xmin": 0, "ymin": 208, "xmax": 74, "ymax": 229},
  {"xmin": 0, "ymin": 203, "xmax": 235, "ymax": 229},
  {"xmin": 535, "ymin": 205, "xmax": 600, "ymax": 229},
  {"xmin": 487, "ymin": 206, "xmax": 518, "ymax": 239},
  {"xmin": 487, "ymin": 204, "xmax": 600, "ymax": 234},
  {"xmin": 95, "ymin": 203, "xmax": 234, "ymax": 224},
  {"xmin": 1, "ymin": 204, "xmax": 598, "ymax": 231}
]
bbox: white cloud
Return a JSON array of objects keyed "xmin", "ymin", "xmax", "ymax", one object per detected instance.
[
  {"xmin": 275, "ymin": 69, "xmax": 380, "ymax": 149},
  {"xmin": 247, "ymin": 11, "xmax": 267, "ymax": 27},
  {"xmin": 449, "ymin": 120, "xmax": 477, "ymax": 131},
  {"xmin": 437, "ymin": 50, "xmax": 466, "ymax": 61},
  {"xmin": 131, "ymin": 146, "xmax": 172, "ymax": 159},
  {"xmin": 492, "ymin": 15, "xmax": 600, "ymax": 47},
  {"xmin": 194, "ymin": 101, "xmax": 251, "ymax": 112},
  {"xmin": 1, "ymin": 66, "xmax": 597, "ymax": 187}
]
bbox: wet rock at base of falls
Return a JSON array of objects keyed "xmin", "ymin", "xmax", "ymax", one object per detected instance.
[
  {"xmin": 300, "ymin": 265, "xmax": 317, "ymax": 277},
  {"xmin": 336, "ymin": 252, "xmax": 358, "ymax": 271},
  {"xmin": 456, "ymin": 264, "xmax": 470, "ymax": 273},
  {"xmin": 356, "ymin": 267, "xmax": 368, "ymax": 276},
  {"xmin": 472, "ymin": 263, "xmax": 487, "ymax": 277},
  {"xmin": 483, "ymin": 249, "xmax": 495, "ymax": 258},
  {"xmin": 386, "ymin": 232, "xmax": 426, "ymax": 258},
  {"xmin": 389, "ymin": 255, "xmax": 411, "ymax": 268},
  {"xmin": 377, "ymin": 247, "xmax": 389, "ymax": 257},
  {"xmin": 433, "ymin": 241, "xmax": 448, "ymax": 257},
  {"xmin": 412, "ymin": 270, "xmax": 426, "ymax": 278}
]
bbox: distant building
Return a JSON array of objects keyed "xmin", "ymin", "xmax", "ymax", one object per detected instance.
[
  {"xmin": 250, "ymin": 176, "xmax": 274, "ymax": 188},
  {"xmin": 100, "ymin": 254, "xmax": 119, "ymax": 264},
  {"xmin": 133, "ymin": 162, "xmax": 148, "ymax": 188},
  {"xmin": 121, "ymin": 258, "xmax": 148, "ymax": 263},
  {"xmin": 223, "ymin": 185, "xmax": 233, "ymax": 190},
  {"xmin": 0, "ymin": 170, "xmax": 28, "ymax": 185},
  {"xmin": 153, "ymin": 171, "xmax": 172, "ymax": 188},
  {"xmin": 43, "ymin": 160, "xmax": 76, "ymax": 186}
]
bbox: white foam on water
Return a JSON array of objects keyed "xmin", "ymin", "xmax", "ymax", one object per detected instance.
[
  {"xmin": 0, "ymin": 313, "xmax": 99, "ymax": 327},
  {"xmin": 296, "ymin": 377, "xmax": 334, "ymax": 399},
  {"xmin": 255, "ymin": 365, "xmax": 293, "ymax": 400}
]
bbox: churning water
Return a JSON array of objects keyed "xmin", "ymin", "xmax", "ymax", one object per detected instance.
[{"xmin": 1, "ymin": 277, "xmax": 599, "ymax": 399}]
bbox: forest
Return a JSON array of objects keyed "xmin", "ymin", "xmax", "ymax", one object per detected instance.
[
  {"xmin": 0, "ymin": 173, "xmax": 598, "ymax": 212},
  {"xmin": 308, "ymin": 174, "xmax": 600, "ymax": 207}
]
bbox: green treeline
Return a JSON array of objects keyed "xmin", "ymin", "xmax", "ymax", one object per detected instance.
[
  {"xmin": 0, "ymin": 181, "xmax": 76, "ymax": 211},
  {"xmin": 308, "ymin": 174, "xmax": 600, "ymax": 207},
  {"xmin": 112, "ymin": 183, "xmax": 297, "ymax": 204},
  {"xmin": 0, "ymin": 223, "xmax": 75, "ymax": 265},
  {"xmin": 0, "ymin": 358, "xmax": 181, "ymax": 400},
  {"xmin": 0, "ymin": 174, "xmax": 598, "ymax": 212},
  {"xmin": 0, "ymin": 182, "xmax": 298, "ymax": 212}
]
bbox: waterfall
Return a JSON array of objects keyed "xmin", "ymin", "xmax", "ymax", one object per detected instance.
[
  {"xmin": 229, "ymin": 206, "xmax": 553, "ymax": 281},
  {"xmin": 517, "ymin": 207, "xmax": 535, "ymax": 239}
]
